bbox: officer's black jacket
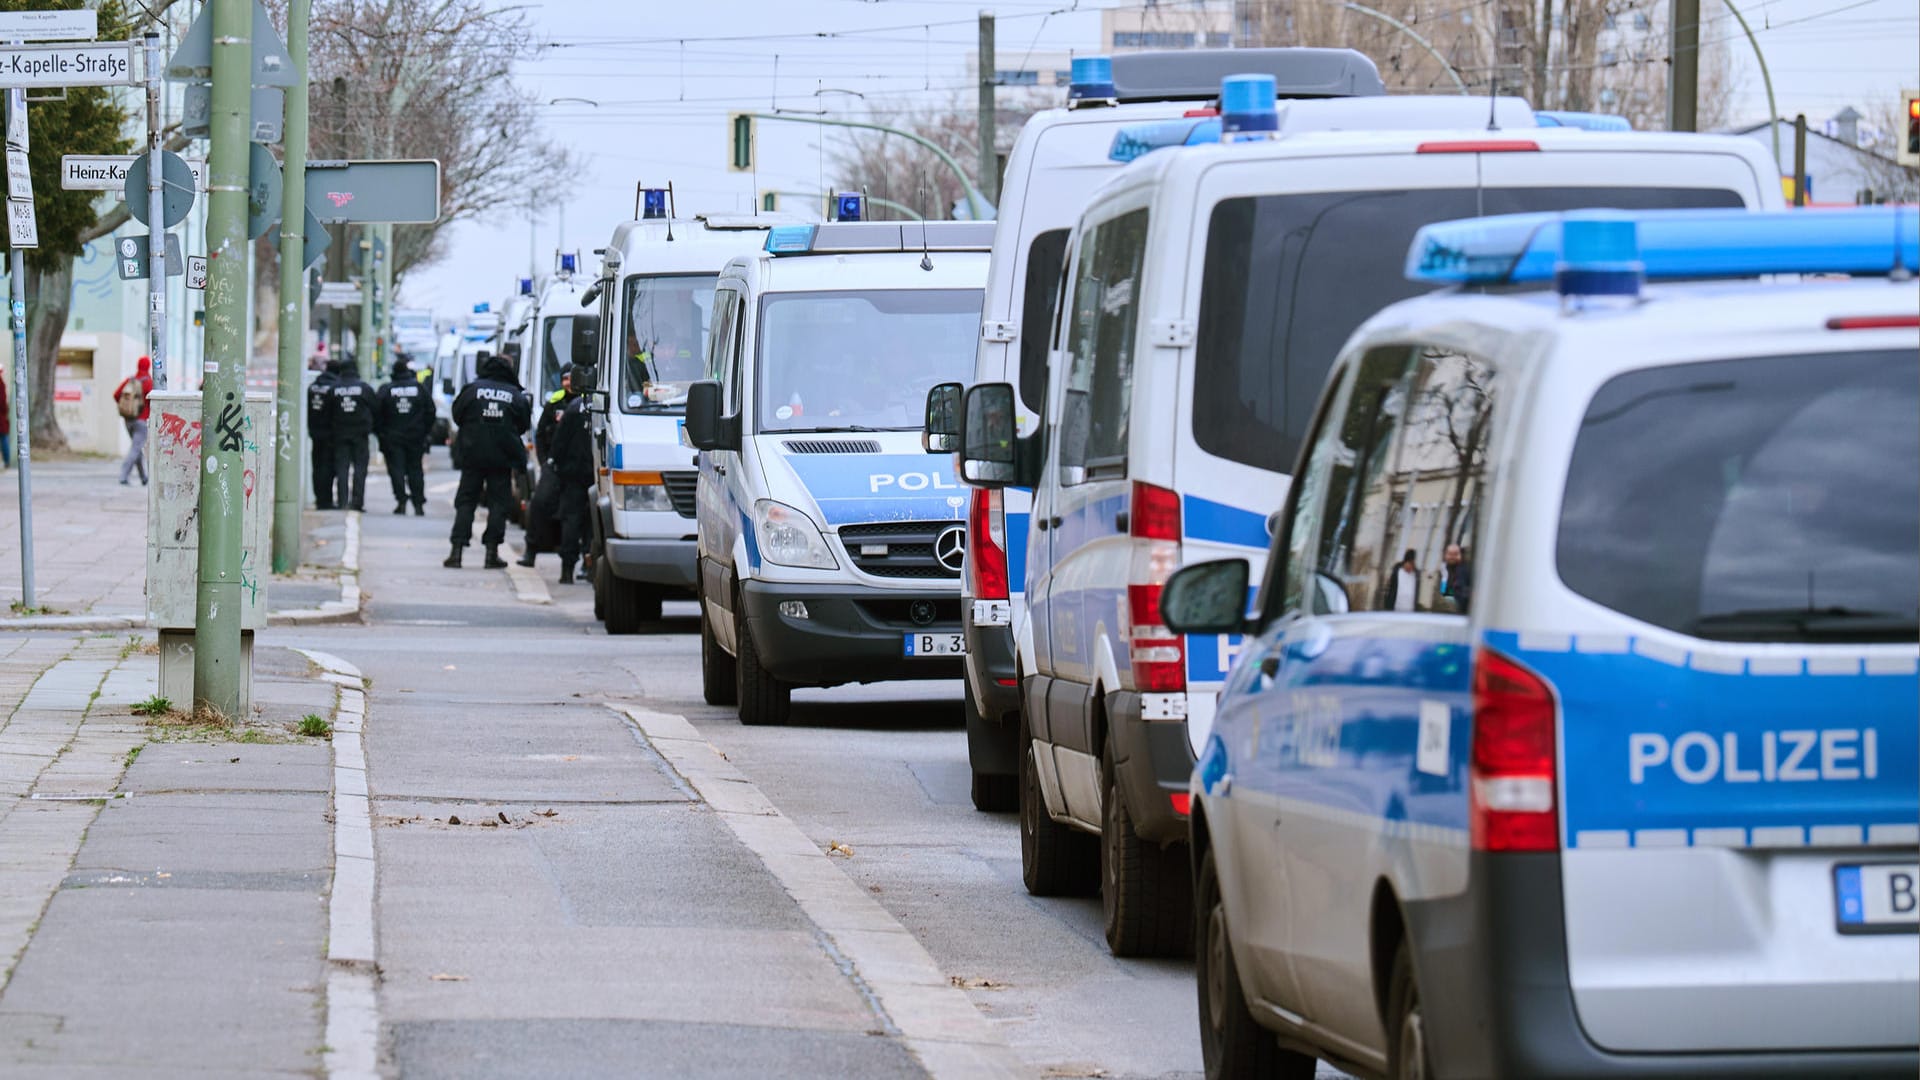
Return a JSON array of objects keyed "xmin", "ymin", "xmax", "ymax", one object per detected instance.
[
  {"xmin": 307, "ymin": 370, "xmax": 339, "ymax": 442},
  {"xmin": 549, "ymin": 397, "xmax": 595, "ymax": 484},
  {"xmin": 326, "ymin": 362, "xmax": 378, "ymax": 439},
  {"xmin": 376, "ymin": 364, "xmax": 436, "ymax": 446},
  {"xmin": 451, "ymin": 355, "xmax": 533, "ymax": 471}
]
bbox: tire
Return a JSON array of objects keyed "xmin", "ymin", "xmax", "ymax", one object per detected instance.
[
  {"xmin": 733, "ymin": 606, "xmax": 790, "ymax": 726},
  {"xmin": 1196, "ymin": 847, "xmax": 1317, "ymax": 1080},
  {"xmin": 1387, "ymin": 940, "xmax": 1431, "ymax": 1080},
  {"xmin": 1019, "ymin": 709, "xmax": 1098, "ymax": 897},
  {"xmin": 603, "ymin": 574, "xmax": 661, "ymax": 635},
  {"xmin": 592, "ymin": 546, "xmax": 608, "ymax": 621},
  {"xmin": 966, "ymin": 683, "xmax": 1017, "ymax": 812},
  {"xmin": 1101, "ymin": 743, "xmax": 1194, "ymax": 958},
  {"xmin": 700, "ymin": 600, "xmax": 737, "ymax": 707}
]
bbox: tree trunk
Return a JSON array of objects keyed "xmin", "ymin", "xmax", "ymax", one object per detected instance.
[{"xmin": 24, "ymin": 253, "xmax": 73, "ymax": 452}]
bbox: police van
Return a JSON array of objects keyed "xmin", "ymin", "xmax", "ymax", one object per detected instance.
[
  {"xmin": 519, "ymin": 253, "xmax": 588, "ymax": 399},
  {"xmin": 952, "ymin": 77, "xmax": 1787, "ymax": 957},
  {"xmin": 1160, "ymin": 207, "xmax": 1918, "ymax": 1079},
  {"xmin": 686, "ymin": 214, "xmax": 991, "ymax": 726},
  {"xmin": 579, "ymin": 193, "xmax": 795, "ymax": 634},
  {"xmin": 935, "ymin": 47, "xmax": 1387, "ymax": 812}
]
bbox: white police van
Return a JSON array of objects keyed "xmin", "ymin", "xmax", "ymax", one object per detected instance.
[
  {"xmin": 514, "ymin": 254, "xmax": 588, "ymax": 400},
  {"xmin": 687, "ymin": 212, "xmax": 991, "ymax": 726},
  {"xmin": 1161, "ymin": 207, "xmax": 1919, "ymax": 1079},
  {"xmin": 953, "ymin": 76, "xmax": 1786, "ymax": 957},
  {"xmin": 937, "ymin": 47, "xmax": 1387, "ymax": 812},
  {"xmin": 580, "ymin": 192, "xmax": 794, "ymax": 634}
]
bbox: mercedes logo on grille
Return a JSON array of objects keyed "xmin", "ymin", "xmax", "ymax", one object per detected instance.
[{"xmin": 933, "ymin": 525, "xmax": 966, "ymax": 574}]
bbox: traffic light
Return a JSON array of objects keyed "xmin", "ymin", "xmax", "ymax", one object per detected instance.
[
  {"xmin": 728, "ymin": 113, "xmax": 755, "ymax": 172},
  {"xmin": 1900, "ymin": 92, "xmax": 1920, "ymax": 168}
]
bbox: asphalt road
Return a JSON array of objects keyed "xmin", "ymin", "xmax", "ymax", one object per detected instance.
[{"xmin": 277, "ymin": 478, "xmax": 1350, "ymax": 1078}]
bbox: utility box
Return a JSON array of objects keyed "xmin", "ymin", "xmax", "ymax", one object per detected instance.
[{"xmin": 147, "ymin": 390, "xmax": 274, "ymax": 714}]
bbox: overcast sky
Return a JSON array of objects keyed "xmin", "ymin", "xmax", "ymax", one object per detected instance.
[{"xmin": 398, "ymin": 0, "xmax": 1920, "ymax": 319}]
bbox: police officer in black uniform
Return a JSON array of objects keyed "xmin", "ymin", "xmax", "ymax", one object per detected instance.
[
  {"xmin": 375, "ymin": 356, "xmax": 435, "ymax": 515},
  {"xmin": 548, "ymin": 362, "xmax": 598, "ymax": 584},
  {"xmin": 444, "ymin": 353, "xmax": 532, "ymax": 569},
  {"xmin": 326, "ymin": 357, "xmax": 378, "ymax": 511},
  {"xmin": 307, "ymin": 359, "xmax": 340, "ymax": 509},
  {"xmin": 515, "ymin": 369, "xmax": 575, "ymax": 568}
]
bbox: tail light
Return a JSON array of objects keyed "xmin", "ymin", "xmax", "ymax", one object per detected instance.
[
  {"xmin": 968, "ymin": 486, "xmax": 1009, "ymax": 601},
  {"xmin": 1470, "ymin": 650, "xmax": 1559, "ymax": 852},
  {"xmin": 1826, "ymin": 315, "xmax": 1920, "ymax": 330},
  {"xmin": 1126, "ymin": 481, "xmax": 1185, "ymax": 694},
  {"xmin": 1417, "ymin": 139, "xmax": 1541, "ymax": 153}
]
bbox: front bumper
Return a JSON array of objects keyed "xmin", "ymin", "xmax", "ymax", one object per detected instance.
[
  {"xmin": 1106, "ymin": 688, "xmax": 1195, "ymax": 846},
  {"xmin": 1406, "ymin": 852, "xmax": 1918, "ymax": 1079},
  {"xmin": 603, "ymin": 536, "xmax": 697, "ymax": 589},
  {"xmin": 738, "ymin": 580, "xmax": 964, "ymax": 687}
]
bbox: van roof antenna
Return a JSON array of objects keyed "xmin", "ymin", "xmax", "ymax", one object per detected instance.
[
  {"xmin": 1486, "ymin": 71, "xmax": 1500, "ymax": 132},
  {"xmin": 665, "ymin": 182, "xmax": 676, "ymax": 242},
  {"xmin": 916, "ymin": 175, "xmax": 934, "ymax": 271}
]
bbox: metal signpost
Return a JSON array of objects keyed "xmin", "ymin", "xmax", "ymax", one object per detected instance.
[
  {"xmin": 142, "ymin": 33, "xmax": 167, "ymax": 391},
  {"xmin": 4, "ymin": 87, "xmax": 32, "ymax": 606},
  {"xmin": 271, "ymin": 0, "xmax": 311, "ymax": 573}
]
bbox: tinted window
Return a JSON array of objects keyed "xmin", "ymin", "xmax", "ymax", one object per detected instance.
[
  {"xmin": 1558, "ymin": 349, "xmax": 1918, "ymax": 643},
  {"xmin": 1192, "ymin": 186, "xmax": 1746, "ymax": 474},
  {"xmin": 1059, "ymin": 209, "xmax": 1149, "ymax": 482},
  {"xmin": 1019, "ymin": 229, "xmax": 1069, "ymax": 412},
  {"xmin": 538, "ymin": 316, "xmax": 574, "ymax": 396},
  {"xmin": 756, "ymin": 289, "xmax": 982, "ymax": 433},
  {"xmin": 620, "ymin": 274, "xmax": 717, "ymax": 413}
]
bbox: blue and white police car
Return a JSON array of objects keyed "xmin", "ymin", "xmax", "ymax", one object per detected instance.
[
  {"xmin": 685, "ymin": 211, "xmax": 992, "ymax": 726},
  {"xmin": 1161, "ymin": 207, "xmax": 1918, "ymax": 1079}
]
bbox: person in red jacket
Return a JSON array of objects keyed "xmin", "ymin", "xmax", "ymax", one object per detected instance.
[{"xmin": 114, "ymin": 356, "xmax": 153, "ymax": 486}]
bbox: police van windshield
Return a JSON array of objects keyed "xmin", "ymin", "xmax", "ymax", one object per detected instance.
[
  {"xmin": 621, "ymin": 274, "xmax": 717, "ymax": 413},
  {"xmin": 756, "ymin": 288, "xmax": 982, "ymax": 433},
  {"xmin": 1194, "ymin": 185, "xmax": 1746, "ymax": 473},
  {"xmin": 1558, "ymin": 348, "xmax": 1918, "ymax": 644},
  {"xmin": 538, "ymin": 315, "xmax": 574, "ymax": 397}
]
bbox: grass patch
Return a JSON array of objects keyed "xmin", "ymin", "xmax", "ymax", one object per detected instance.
[
  {"xmin": 130, "ymin": 695, "xmax": 174, "ymax": 717},
  {"xmin": 123, "ymin": 744, "xmax": 143, "ymax": 768},
  {"xmin": 8, "ymin": 600, "xmax": 68, "ymax": 617},
  {"xmin": 297, "ymin": 714, "xmax": 332, "ymax": 739}
]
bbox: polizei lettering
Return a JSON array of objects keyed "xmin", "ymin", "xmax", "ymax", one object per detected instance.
[
  {"xmin": 869, "ymin": 471, "xmax": 960, "ymax": 494},
  {"xmin": 476, "ymin": 385, "xmax": 514, "ymax": 419},
  {"xmin": 1629, "ymin": 728, "xmax": 1881, "ymax": 785}
]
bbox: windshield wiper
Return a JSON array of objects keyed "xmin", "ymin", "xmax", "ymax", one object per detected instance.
[
  {"xmin": 780, "ymin": 425, "xmax": 888, "ymax": 433},
  {"xmin": 1686, "ymin": 606, "xmax": 1919, "ymax": 642}
]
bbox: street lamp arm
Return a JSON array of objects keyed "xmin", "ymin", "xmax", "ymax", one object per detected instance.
[
  {"xmin": 1339, "ymin": 2, "xmax": 1470, "ymax": 95},
  {"xmin": 745, "ymin": 112, "xmax": 990, "ymax": 221},
  {"xmin": 1719, "ymin": 0, "xmax": 1781, "ymax": 169}
]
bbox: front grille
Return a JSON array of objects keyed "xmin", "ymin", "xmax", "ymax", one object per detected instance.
[
  {"xmin": 663, "ymin": 471, "xmax": 698, "ymax": 518},
  {"xmin": 857, "ymin": 597, "xmax": 963, "ymax": 627},
  {"xmin": 784, "ymin": 439, "xmax": 881, "ymax": 454},
  {"xmin": 838, "ymin": 520, "xmax": 963, "ymax": 580}
]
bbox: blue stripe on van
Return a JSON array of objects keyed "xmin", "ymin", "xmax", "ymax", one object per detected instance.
[
  {"xmin": 1183, "ymin": 494, "xmax": 1270, "ymax": 550},
  {"xmin": 1007, "ymin": 511, "xmax": 1029, "ymax": 591}
]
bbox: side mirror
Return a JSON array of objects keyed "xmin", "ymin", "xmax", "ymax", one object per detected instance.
[
  {"xmin": 584, "ymin": 389, "xmax": 609, "ymax": 416},
  {"xmin": 683, "ymin": 380, "xmax": 738, "ymax": 452},
  {"xmin": 959, "ymin": 382, "xmax": 1017, "ymax": 487},
  {"xmin": 923, "ymin": 382, "xmax": 963, "ymax": 453},
  {"xmin": 1160, "ymin": 559, "xmax": 1252, "ymax": 636},
  {"xmin": 1312, "ymin": 572, "xmax": 1351, "ymax": 616},
  {"xmin": 571, "ymin": 317, "xmax": 600, "ymax": 364}
]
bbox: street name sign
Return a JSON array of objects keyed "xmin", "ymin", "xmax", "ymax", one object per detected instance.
[
  {"xmin": 123, "ymin": 151, "xmax": 197, "ymax": 229},
  {"xmin": 0, "ymin": 42, "xmax": 136, "ymax": 88},
  {"xmin": 167, "ymin": 2, "xmax": 296, "ymax": 87},
  {"xmin": 304, "ymin": 160, "xmax": 441, "ymax": 224},
  {"xmin": 114, "ymin": 234, "xmax": 185, "ymax": 280},
  {"xmin": 316, "ymin": 282, "xmax": 363, "ymax": 307},
  {"xmin": 63, "ymin": 154, "xmax": 208, "ymax": 192},
  {"xmin": 0, "ymin": 11, "xmax": 98, "ymax": 42}
]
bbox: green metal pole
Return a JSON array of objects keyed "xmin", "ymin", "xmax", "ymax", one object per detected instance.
[
  {"xmin": 377, "ymin": 223, "xmax": 393, "ymax": 367},
  {"xmin": 272, "ymin": 0, "xmax": 311, "ymax": 574},
  {"xmin": 746, "ymin": 112, "xmax": 990, "ymax": 220},
  {"xmin": 195, "ymin": 0, "xmax": 252, "ymax": 717},
  {"xmin": 357, "ymin": 225, "xmax": 374, "ymax": 366}
]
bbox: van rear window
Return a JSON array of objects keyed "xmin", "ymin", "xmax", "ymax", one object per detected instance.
[
  {"xmin": 1019, "ymin": 229, "xmax": 1069, "ymax": 413},
  {"xmin": 1557, "ymin": 349, "xmax": 1918, "ymax": 644},
  {"xmin": 1191, "ymin": 186, "xmax": 1746, "ymax": 474}
]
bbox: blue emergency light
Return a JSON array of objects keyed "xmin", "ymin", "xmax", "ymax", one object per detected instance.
[
  {"xmin": 1406, "ymin": 207, "xmax": 1920, "ymax": 296},
  {"xmin": 1535, "ymin": 110, "xmax": 1632, "ymax": 131},
  {"xmin": 641, "ymin": 188, "xmax": 668, "ymax": 220},
  {"xmin": 473, "ymin": 302, "xmax": 490, "ymax": 313},
  {"xmin": 765, "ymin": 224, "xmax": 818, "ymax": 254},
  {"xmin": 1068, "ymin": 56, "xmax": 1115, "ymax": 102},
  {"xmin": 1221, "ymin": 74, "xmax": 1279, "ymax": 139},
  {"xmin": 518, "ymin": 277, "xmax": 533, "ymax": 295},
  {"xmin": 1109, "ymin": 117, "xmax": 1221, "ymax": 163},
  {"xmin": 833, "ymin": 192, "xmax": 864, "ymax": 222},
  {"xmin": 559, "ymin": 252, "xmax": 577, "ymax": 274}
]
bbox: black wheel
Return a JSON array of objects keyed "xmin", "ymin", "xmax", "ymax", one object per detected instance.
[
  {"xmin": 603, "ymin": 574, "xmax": 660, "ymax": 635},
  {"xmin": 1019, "ymin": 708, "xmax": 1098, "ymax": 896},
  {"xmin": 1387, "ymin": 939, "xmax": 1431, "ymax": 1080},
  {"xmin": 1100, "ymin": 744, "xmax": 1193, "ymax": 958},
  {"xmin": 1197, "ymin": 847, "xmax": 1316, "ymax": 1080},
  {"xmin": 700, "ymin": 600, "xmax": 737, "ymax": 707},
  {"xmin": 966, "ymin": 683, "xmax": 1017, "ymax": 812},
  {"xmin": 592, "ymin": 547, "xmax": 608, "ymax": 621},
  {"xmin": 734, "ymin": 607, "xmax": 790, "ymax": 726}
]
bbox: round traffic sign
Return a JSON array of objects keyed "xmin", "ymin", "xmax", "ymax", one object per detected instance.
[{"xmin": 122, "ymin": 151, "xmax": 196, "ymax": 229}]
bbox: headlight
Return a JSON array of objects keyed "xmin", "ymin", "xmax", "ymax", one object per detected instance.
[
  {"xmin": 753, "ymin": 499, "xmax": 837, "ymax": 570},
  {"xmin": 613, "ymin": 471, "xmax": 674, "ymax": 512}
]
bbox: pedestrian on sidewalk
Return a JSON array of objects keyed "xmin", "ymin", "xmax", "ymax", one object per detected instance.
[
  {"xmin": 113, "ymin": 356, "xmax": 153, "ymax": 486},
  {"xmin": 375, "ymin": 356, "xmax": 434, "ymax": 515},
  {"xmin": 548, "ymin": 362, "xmax": 598, "ymax": 585},
  {"xmin": 308, "ymin": 358, "xmax": 340, "ymax": 509},
  {"xmin": 0, "ymin": 373, "xmax": 11, "ymax": 469},
  {"xmin": 326, "ymin": 357, "xmax": 377, "ymax": 512},
  {"xmin": 444, "ymin": 353, "xmax": 531, "ymax": 569},
  {"xmin": 515, "ymin": 369, "xmax": 573, "ymax": 568}
]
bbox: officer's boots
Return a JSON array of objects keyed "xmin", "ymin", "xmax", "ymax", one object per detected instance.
[
  {"xmin": 443, "ymin": 545, "xmax": 462, "ymax": 568},
  {"xmin": 558, "ymin": 560, "xmax": 576, "ymax": 585},
  {"xmin": 483, "ymin": 545, "xmax": 508, "ymax": 569}
]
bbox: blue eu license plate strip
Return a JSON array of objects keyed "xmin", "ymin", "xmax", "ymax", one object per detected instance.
[
  {"xmin": 1835, "ymin": 863, "xmax": 1920, "ymax": 934},
  {"xmin": 903, "ymin": 632, "xmax": 964, "ymax": 657}
]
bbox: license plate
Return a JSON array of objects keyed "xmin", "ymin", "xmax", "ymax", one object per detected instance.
[
  {"xmin": 903, "ymin": 632, "xmax": 965, "ymax": 657},
  {"xmin": 1835, "ymin": 863, "xmax": 1919, "ymax": 934}
]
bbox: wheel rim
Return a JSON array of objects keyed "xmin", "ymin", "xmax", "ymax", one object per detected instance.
[
  {"xmin": 1204, "ymin": 900, "xmax": 1230, "ymax": 1035},
  {"xmin": 1020, "ymin": 745, "xmax": 1039, "ymax": 846},
  {"xmin": 1398, "ymin": 999, "xmax": 1427, "ymax": 1080}
]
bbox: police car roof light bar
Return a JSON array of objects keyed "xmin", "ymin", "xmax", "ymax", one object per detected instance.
[
  {"xmin": 641, "ymin": 187, "xmax": 669, "ymax": 220},
  {"xmin": 1406, "ymin": 206, "xmax": 1920, "ymax": 289},
  {"xmin": 1068, "ymin": 56, "xmax": 1116, "ymax": 106},
  {"xmin": 1534, "ymin": 110, "xmax": 1632, "ymax": 131},
  {"xmin": 1220, "ymin": 74, "xmax": 1280, "ymax": 139},
  {"xmin": 765, "ymin": 224, "xmax": 817, "ymax": 254},
  {"xmin": 1107, "ymin": 117, "xmax": 1221, "ymax": 163}
]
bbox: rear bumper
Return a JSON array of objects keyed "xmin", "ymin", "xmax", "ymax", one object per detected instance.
[
  {"xmin": 1406, "ymin": 852, "xmax": 1918, "ymax": 1079},
  {"xmin": 962, "ymin": 604, "xmax": 1022, "ymax": 722},
  {"xmin": 739, "ymin": 580, "xmax": 964, "ymax": 687},
  {"xmin": 1106, "ymin": 688, "xmax": 1194, "ymax": 846}
]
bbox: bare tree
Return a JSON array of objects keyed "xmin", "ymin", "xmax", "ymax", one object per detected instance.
[{"xmin": 830, "ymin": 90, "xmax": 1054, "ymax": 220}]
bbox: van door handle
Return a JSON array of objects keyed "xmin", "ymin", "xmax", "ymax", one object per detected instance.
[
  {"xmin": 1114, "ymin": 511, "xmax": 1129, "ymax": 532},
  {"xmin": 1035, "ymin": 518, "xmax": 1049, "ymax": 531},
  {"xmin": 715, "ymin": 463, "xmax": 727, "ymax": 477},
  {"xmin": 1049, "ymin": 516, "xmax": 1062, "ymax": 528}
]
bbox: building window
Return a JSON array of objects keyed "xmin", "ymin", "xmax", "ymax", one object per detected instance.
[
  {"xmin": 996, "ymin": 69, "xmax": 1038, "ymax": 86},
  {"xmin": 1112, "ymin": 31, "xmax": 1198, "ymax": 48},
  {"xmin": 1632, "ymin": 12, "xmax": 1651, "ymax": 29}
]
